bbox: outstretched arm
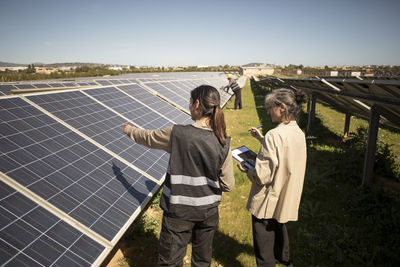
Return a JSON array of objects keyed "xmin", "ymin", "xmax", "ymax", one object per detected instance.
[{"xmin": 123, "ymin": 124, "xmax": 173, "ymax": 153}]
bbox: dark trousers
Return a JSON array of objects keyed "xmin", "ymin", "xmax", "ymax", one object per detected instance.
[
  {"xmin": 157, "ymin": 212, "xmax": 219, "ymax": 267},
  {"xmin": 252, "ymin": 215, "xmax": 290, "ymax": 267},
  {"xmin": 234, "ymin": 90, "xmax": 242, "ymax": 109}
]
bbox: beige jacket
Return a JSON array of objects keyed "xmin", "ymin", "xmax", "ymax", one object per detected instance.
[
  {"xmin": 125, "ymin": 121, "xmax": 235, "ymax": 192},
  {"xmin": 246, "ymin": 121, "xmax": 306, "ymax": 223}
]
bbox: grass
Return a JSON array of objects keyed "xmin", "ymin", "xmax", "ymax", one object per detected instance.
[{"xmin": 109, "ymin": 78, "xmax": 400, "ymax": 267}]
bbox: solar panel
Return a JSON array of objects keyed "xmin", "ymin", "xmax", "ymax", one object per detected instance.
[
  {"xmin": 49, "ymin": 83, "xmax": 65, "ymax": 88},
  {"xmin": 96, "ymin": 80, "xmax": 112, "ymax": 86},
  {"xmin": 161, "ymin": 81, "xmax": 191, "ymax": 101},
  {"xmin": 179, "ymin": 80, "xmax": 200, "ymax": 89},
  {"xmin": 14, "ymin": 84, "xmax": 35, "ymax": 89},
  {"xmin": 145, "ymin": 82, "xmax": 189, "ymax": 112},
  {"xmin": 26, "ymin": 90, "xmax": 169, "ymax": 181},
  {"xmin": 258, "ymin": 76, "xmax": 400, "ymax": 128},
  {"xmin": 0, "ymin": 97, "xmax": 159, "ymax": 242},
  {"xmin": 108, "ymin": 80, "xmax": 122, "ymax": 85},
  {"xmin": 32, "ymin": 84, "xmax": 51, "ymax": 89},
  {"xmin": 0, "ymin": 73, "xmax": 234, "ymax": 265},
  {"xmin": 118, "ymin": 84, "xmax": 193, "ymax": 125},
  {"xmin": 0, "ymin": 180, "xmax": 106, "ymax": 266},
  {"xmin": 62, "ymin": 83, "xmax": 76, "ymax": 87},
  {"xmin": 0, "ymin": 85, "xmax": 17, "ymax": 95},
  {"xmin": 83, "ymin": 86, "xmax": 173, "ymax": 129}
]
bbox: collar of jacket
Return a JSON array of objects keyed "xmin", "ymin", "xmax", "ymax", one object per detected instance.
[{"xmin": 192, "ymin": 120, "xmax": 212, "ymax": 131}]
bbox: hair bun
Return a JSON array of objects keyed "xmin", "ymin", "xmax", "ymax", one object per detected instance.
[{"xmin": 294, "ymin": 89, "xmax": 308, "ymax": 105}]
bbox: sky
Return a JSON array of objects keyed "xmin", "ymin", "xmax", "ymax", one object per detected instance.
[{"xmin": 0, "ymin": 0, "xmax": 399, "ymax": 67}]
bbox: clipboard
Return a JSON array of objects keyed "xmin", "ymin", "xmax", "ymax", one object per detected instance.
[{"xmin": 232, "ymin": 145, "xmax": 257, "ymax": 169}]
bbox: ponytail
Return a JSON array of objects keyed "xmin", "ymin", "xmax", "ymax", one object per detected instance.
[
  {"xmin": 211, "ymin": 105, "xmax": 226, "ymax": 145},
  {"xmin": 191, "ymin": 85, "xmax": 227, "ymax": 146}
]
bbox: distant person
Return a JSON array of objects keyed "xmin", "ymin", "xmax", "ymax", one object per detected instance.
[
  {"xmin": 237, "ymin": 88, "xmax": 308, "ymax": 267},
  {"xmin": 123, "ymin": 85, "xmax": 234, "ymax": 267},
  {"xmin": 222, "ymin": 74, "xmax": 242, "ymax": 110}
]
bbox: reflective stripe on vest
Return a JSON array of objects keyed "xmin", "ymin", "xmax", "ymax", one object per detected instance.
[{"xmin": 162, "ymin": 184, "xmax": 222, "ymax": 206}]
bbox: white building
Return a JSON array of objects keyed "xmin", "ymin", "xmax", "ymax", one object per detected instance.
[
  {"xmin": 108, "ymin": 66, "xmax": 123, "ymax": 71},
  {"xmin": 239, "ymin": 65, "xmax": 274, "ymax": 76},
  {"xmin": 0, "ymin": 66, "xmax": 27, "ymax": 72}
]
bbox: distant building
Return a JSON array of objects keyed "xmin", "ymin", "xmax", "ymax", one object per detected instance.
[
  {"xmin": 330, "ymin": 71, "xmax": 339, "ymax": 77},
  {"xmin": 58, "ymin": 66, "xmax": 76, "ymax": 72},
  {"xmin": 239, "ymin": 65, "xmax": 274, "ymax": 76},
  {"xmin": 108, "ymin": 66, "xmax": 123, "ymax": 71},
  {"xmin": 0, "ymin": 66, "xmax": 27, "ymax": 71},
  {"xmin": 35, "ymin": 67, "xmax": 57, "ymax": 74},
  {"xmin": 351, "ymin": 71, "xmax": 361, "ymax": 77}
]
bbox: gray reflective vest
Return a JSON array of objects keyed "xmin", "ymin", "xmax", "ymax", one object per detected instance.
[{"xmin": 160, "ymin": 124, "xmax": 231, "ymax": 220}]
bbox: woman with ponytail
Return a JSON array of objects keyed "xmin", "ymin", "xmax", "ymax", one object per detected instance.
[
  {"xmin": 238, "ymin": 88, "xmax": 308, "ymax": 267},
  {"xmin": 123, "ymin": 85, "xmax": 234, "ymax": 266}
]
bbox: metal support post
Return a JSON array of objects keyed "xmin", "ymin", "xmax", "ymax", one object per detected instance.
[
  {"xmin": 362, "ymin": 105, "xmax": 380, "ymax": 186},
  {"xmin": 344, "ymin": 113, "xmax": 351, "ymax": 138},
  {"xmin": 306, "ymin": 94, "xmax": 317, "ymax": 133}
]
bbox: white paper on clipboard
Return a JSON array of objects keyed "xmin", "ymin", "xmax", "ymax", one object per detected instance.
[{"xmin": 232, "ymin": 145, "xmax": 257, "ymax": 169}]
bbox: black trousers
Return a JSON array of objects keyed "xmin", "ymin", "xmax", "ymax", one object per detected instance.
[
  {"xmin": 252, "ymin": 215, "xmax": 290, "ymax": 267},
  {"xmin": 157, "ymin": 212, "xmax": 219, "ymax": 267},
  {"xmin": 234, "ymin": 89, "xmax": 242, "ymax": 109}
]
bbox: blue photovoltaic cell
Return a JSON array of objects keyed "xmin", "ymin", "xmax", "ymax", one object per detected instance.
[
  {"xmin": 119, "ymin": 80, "xmax": 130, "ymax": 84},
  {"xmin": 96, "ymin": 80, "xmax": 112, "ymax": 86},
  {"xmin": 62, "ymin": 83, "xmax": 75, "ymax": 87},
  {"xmin": 145, "ymin": 82, "xmax": 189, "ymax": 112},
  {"xmin": 118, "ymin": 84, "xmax": 192, "ymax": 125},
  {"xmin": 14, "ymin": 84, "xmax": 35, "ymax": 89},
  {"xmin": 84, "ymin": 86, "xmax": 173, "ymax": 129},
  {"xmin": 108, "ymin": 80, "xmax": 122, "ymax": 85},
  {"xmin": 77, "ymin": 82, "xmax": 89, "ymax": 86},
  {"xmin": 26, "ymin": 91, "xmax": 169, "ymax": 181},
  {"xmin": 0, "ymin": 97, "xmax": 158, "ymax": 241},
  {"xmin": 49, "ymin": 83, "xmax": 65, "ymax": 88},
  {"xmin": 0, "ymin": 85, "xmax": 17, "ymax": 95},
  {"xmin": 175, "ymin": 80, "xmax": 201, "ymax": 92},
  {"xmin": 161, "ymin": 81, "xmax": 191, "ymax": 101},
  {"xmin": 32, "ymin": 84, "xmax": 51, "ymax": 89},
  {"xmin": 0, "ymin": 181, "xmax": 105, "ymax": 266}
]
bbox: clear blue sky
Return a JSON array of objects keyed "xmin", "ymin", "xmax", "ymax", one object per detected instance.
[{"xmin": 1, "ymin": 0, "xmax": 399, "ymax": 66}]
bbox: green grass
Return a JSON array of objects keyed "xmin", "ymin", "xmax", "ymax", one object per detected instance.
[{"xmin": 111, "ymin": 78, "xmax": 400, "ymax": 267}]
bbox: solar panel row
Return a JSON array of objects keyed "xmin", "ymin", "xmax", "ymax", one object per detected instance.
[
  {"xmin": 0, "ymin": 180, "xmax": 106, "ymax": 266},
  {"xmin": 258, "ymin": 76, "xmax": 400, "ymax": 128},
  {"xmin": 1, "ymin": 75, "xmax": 232, "ymax": 266}
]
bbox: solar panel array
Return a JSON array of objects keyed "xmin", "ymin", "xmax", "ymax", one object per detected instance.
[
  {"xmin": 258, "ymin": 76, "xmax": 400, "ymax": 129},
  {"xmin": 0, "ymin": 73, "xmax": 233, "ymax": 266}
]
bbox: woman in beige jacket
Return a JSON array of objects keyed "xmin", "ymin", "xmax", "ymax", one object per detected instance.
[{"xmin": 238, "ymin": 88, "xmax": 308, "ymax": 267}]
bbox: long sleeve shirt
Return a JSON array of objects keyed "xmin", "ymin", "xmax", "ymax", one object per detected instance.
[
  {"xmin": 223, "ymin": 78, "xmax": 241, "ymax": 92},
  {"xmin": 125, "ymin": 121, "xmax": 235, "ymax": 192},
  {"xmin": 246, "ymin": 121, "xmax": 306, "ymax": 223}
]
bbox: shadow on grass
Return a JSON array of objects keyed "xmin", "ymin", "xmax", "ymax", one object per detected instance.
[{"xmin": 213, "ymin": 230, "xmax": 254, "ymax": 267}]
